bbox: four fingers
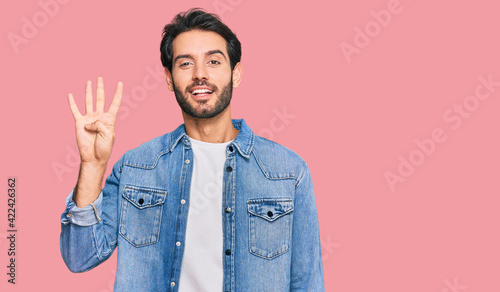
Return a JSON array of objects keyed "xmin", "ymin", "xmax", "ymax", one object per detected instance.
[{"xmin": 69, "ymin": 77, "xmax": 123, "ymax": 119}]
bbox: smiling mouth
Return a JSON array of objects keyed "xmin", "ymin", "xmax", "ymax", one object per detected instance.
[{"xmin": 190, "ymin": 88, "xmax": 214, "ymax": 98}]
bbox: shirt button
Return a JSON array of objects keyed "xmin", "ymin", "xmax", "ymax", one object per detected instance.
[
  {"xmin": 185, "ymin": 159, "xmax": 190, "ymax": 164},
  {"xmin": 226, "ymin": 166, "xmax": 232, "ymax": 172},
  {"xmin": 176, "ymin": 241, "xmax": 181, "ymax": 246},
  {"xmin": 138, "ymin": 198, "xmax": 144, "ymax": 205},
  {"xmin": 224, "ymin": 207, "xmax": 231, "ymax": 213},
  {"xmin": 181, "ymin": 199, "xmax": 186, "ymax": 204},
  {"xmin": 171, "ymin": 282, "xmax": 176, "ymax": 287},
  {"xmin": 228, "ymin": 145, "xmax": 234, "ymax": 152},
  {"xmin": 225, "ymin": 249, "xmax": 231, "ymax": 256},
  {"xmin": 66, "ymin": 213, "xmax": 72, "ymax": 218}
]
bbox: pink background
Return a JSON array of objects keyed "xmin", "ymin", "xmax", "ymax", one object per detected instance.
[{"xmin": 1, "ymin": 0, "xmax": 499, "ymax": 291}]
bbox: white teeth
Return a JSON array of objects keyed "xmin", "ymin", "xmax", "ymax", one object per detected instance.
[{"xmin": 192, "ymin": 89, "xmax": 213, "ymax": 94}]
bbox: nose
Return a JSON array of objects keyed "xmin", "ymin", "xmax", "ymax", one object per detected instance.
[{"xmin": 192, "ymin": 63, "xmax": 208, "ymax": 81}]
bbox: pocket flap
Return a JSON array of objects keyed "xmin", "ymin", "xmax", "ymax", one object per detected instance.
[
  {"xmin": 247, "ymin": 198, "xmax": 294, "ymax": 222},
  {"xmin": 123, "ymin": 185, "xmax": 167, "ymax": 209}
]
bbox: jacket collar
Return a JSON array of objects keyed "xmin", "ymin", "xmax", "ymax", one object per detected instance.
[{"xmin": 168, "ymin": 119, "xmax": 254, "ymax": 159}]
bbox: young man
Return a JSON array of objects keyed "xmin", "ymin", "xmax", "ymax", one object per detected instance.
[{"xmin": 60, "ymin": 8, "xmax": 324, "ymax": 291}]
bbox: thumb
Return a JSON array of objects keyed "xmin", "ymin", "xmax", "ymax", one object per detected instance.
[{"xmin": 84, "ymin": 120, "xmax": 111, "ymax": 136}]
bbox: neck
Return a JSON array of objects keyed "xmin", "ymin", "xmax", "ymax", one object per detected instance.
[{"xmin": 182, "ymin": 105, "xmax": 239, "ymax": 143}]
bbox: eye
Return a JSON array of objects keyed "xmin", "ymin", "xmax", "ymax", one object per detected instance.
[
  {"xmin": 208, "ymin": 60, "xmax": 220, "ymax": 65},
  {"xmin": 179, "ymin": 62, "xmax": 191, "ymax": 67}
]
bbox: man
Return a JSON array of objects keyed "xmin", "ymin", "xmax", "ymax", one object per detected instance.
[{"xmin": 60, "ymin": 8, "xmax": 324, "ymax": 291}]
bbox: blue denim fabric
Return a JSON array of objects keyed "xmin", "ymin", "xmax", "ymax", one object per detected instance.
[{"xmin": 60, "ymin": 119, "xmax": 324, "ymax": 291}]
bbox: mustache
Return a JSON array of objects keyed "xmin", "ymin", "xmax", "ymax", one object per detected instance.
[{"xmin": 185, "ymin": 80, "xmax": 218, "ymax": 93}]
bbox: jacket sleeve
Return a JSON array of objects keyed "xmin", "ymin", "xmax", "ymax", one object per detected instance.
[
  {"xmin": 59, "ymin": 156, "xmax": 123, "ymax": 273},
  {"xmin": 290, "ymin": 163, "xmax": 325, "ymax": 291}
]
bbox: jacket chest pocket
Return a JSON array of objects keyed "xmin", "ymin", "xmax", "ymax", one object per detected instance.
[
  {"xmin": 119, "ymin": 185, "xmax": 167, "ymax": 247},
  {"xmin": 247, "ymin": 198, "xmax": 294, "ymax": 259}
]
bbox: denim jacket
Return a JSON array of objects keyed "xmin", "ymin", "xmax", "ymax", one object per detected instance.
[{"xmin": 60, "ymin": 119, "xmax": 324, "ymax": 291}]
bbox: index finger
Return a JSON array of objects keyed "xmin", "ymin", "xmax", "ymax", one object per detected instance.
[
  {"xmin": 67, "ymin": 93, "xmax": 82, "ymax": 120},
  {"xmin": 107, "ymin": 81, "xmax": 123, "ymax": 117}
]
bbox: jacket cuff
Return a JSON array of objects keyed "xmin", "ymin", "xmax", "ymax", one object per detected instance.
[{"xmin": 60, "ymin": 190, "xmax": 102, "ymax": 226}]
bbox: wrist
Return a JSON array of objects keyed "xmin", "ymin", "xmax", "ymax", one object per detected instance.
[
  {"xmin": 73, "ymin": 162, "xmax": 107, "ymax": 208},
  {"xmin": 81, "ymin": 160, "xmax": 108, "ymax": 172}
]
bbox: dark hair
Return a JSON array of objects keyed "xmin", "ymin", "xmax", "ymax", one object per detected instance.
[{"xmin": 160, "ymin": 8, "xmax": 241, "ymax": 73}]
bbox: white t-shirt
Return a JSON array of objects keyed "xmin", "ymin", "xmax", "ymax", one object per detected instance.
[{"xmin": 178, "ymin": 137, "xmax": 232, "ymax": 292}]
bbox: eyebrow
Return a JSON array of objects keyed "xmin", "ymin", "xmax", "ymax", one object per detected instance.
[
  {"xmin": 174, "ymin": 50, "xmax": 227, "ymax": 63},
  {"xmin": 206, "ymin": 50, "xmax": 227, "ymax": 60}
]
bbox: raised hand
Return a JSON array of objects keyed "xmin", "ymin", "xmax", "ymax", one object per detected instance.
[
  {"xmin": 67, "ymin": 77, "xmax": 123, "ymax": 207},
  {"xmin": 68, "ymin": 77, "xmax": 123, "ymax": 166}
]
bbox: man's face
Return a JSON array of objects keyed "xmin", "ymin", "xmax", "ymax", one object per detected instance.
[{"xmin": 166, "ymin": 30, "xmax": 241, "ymax": 119}]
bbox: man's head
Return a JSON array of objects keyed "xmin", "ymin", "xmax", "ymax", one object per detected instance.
[{"xmin": 160, "ymin": 8, "xmax": 242, "ymax": 119}]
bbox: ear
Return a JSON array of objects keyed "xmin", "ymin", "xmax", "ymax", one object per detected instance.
[
  {"xmin": 164, "ymin": 68, "xmax": 174, "ymax": 92},
  {"xmin": 231, "ymin": 62, "xmax": 243, "ymax": 88}
]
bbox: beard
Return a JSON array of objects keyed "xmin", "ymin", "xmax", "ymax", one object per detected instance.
[{"xmin": 173, "ymin": 76, "xmax": 233, "ymax": 119}]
